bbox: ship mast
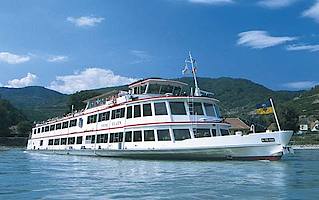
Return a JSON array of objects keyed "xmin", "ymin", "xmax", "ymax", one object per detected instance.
[{"xmin": 185, "ymin": 51, "xmax": 201, "ymax": 96}]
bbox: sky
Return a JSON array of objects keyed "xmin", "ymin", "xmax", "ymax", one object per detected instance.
[{"xmin": 0, "ymin": 0, "xmax": 318, "ymax": 94}]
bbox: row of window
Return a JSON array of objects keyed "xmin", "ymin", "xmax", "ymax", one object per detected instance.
[
  {"xmin": 34, "ymin": 119, "xmax": 78, "ymax": 135},
  {"xmin": 86, "ymin": 101, "xmax": 220, "ymax": 124},
  {"xmin": 45, "ymin": 128, "xmax": 230, "ymax": 146},
  {"xmin": 34, "ymin": 101, "xmax": 221, "ymax": 134}
]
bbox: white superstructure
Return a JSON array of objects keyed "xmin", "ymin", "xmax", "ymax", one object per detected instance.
[{"xmin": 27, "ymin": 53, "xmax": 293, "ymax": 160}]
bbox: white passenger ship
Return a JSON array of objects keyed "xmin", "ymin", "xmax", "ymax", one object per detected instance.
[{"xmin": 27, "ymin": 53, "xmax": 293, "ymax": 160}]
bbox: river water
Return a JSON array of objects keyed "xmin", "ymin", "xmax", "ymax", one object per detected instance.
[{"xmin": 0, "ymin": 149, "xmax": 318, "ymax": 200}]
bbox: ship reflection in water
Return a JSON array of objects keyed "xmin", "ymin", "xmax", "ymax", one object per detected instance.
[{"xmin": 0, "ymin": 149, "xmax": 318, "ymax": 199}]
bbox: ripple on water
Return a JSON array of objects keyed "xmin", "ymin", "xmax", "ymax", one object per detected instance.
[{"xmin": 0, "ymin": 149, "xmax": 319, "ymax": 200}]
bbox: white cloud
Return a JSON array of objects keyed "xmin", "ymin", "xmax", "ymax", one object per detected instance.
[
  {"xmin": 188, "ymin": 0, "xmax": 234, "ymax": 5},
  {"xmin": 286, "ymin": 44, "xmax": 319, "ymax": 52},
  {"xmin": 47, "ymin": 55, "xmax": 68, "ymax": 63},
  {"xmin": 5, "ymin": 73, "xmax": 37, "ymax": 88},
  {"xmin": 283, "ymin": 81, "xmax": 318, "ymax": 90},
  {"xmin": 0, "ymin": 52, "xmax": 30, "ymax": 64},
  {"xmin": 130, "ymin": 50, "xmax": 152, "ymax": 64},
  {"xmin": 67, "ymin": 16, "xmax": 104, "ymax": 27},
  {"xmin": 258, "ymin": 0, "xmax": 298, "ymax": 9},
  {"xmin": 49, "ymin": 68, "xmax": 138, "ymax": 94},
  {"xmin": 237, "ymin": 30, "xmax": 297, "ymax": 49},
  {"xmin": 302, "ymin": 1, "xmax": 319, "ymax": 23}
]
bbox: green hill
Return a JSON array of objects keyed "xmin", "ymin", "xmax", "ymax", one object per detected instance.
[
  {"xmin": 0, "ymin": 86, "xmax": 68, "ymax": 121},
  {"xmin": 0, "ymin": 77, "xmax": 308, "ymax": 124}
]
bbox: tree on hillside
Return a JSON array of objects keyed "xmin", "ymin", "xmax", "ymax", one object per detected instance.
[
  {"xmin": 278, "ymin": 106, "xmax": 299, "ymax": 132},
  {"xmin": 67, "ymin": 91, "xmax": 101, "ymax": 112}
]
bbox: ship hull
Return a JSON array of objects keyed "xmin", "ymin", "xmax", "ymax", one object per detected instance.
[{"xmin": 27, "ymin": 131, "xmax": 294, "ymax": 161}]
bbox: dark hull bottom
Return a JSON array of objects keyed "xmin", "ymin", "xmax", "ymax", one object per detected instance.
[{"xmin": 31, "ymin": 150, "xmax": 282, "ymax": 161}]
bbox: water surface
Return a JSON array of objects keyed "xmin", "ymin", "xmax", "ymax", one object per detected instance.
[{"xmin": 0, "ymin": 149, "xmax": 318, "ymax": 199}]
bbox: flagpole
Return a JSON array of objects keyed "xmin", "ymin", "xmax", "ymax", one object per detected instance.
[{"xmin": 269, "ymin": 98, "xmax": 281, "ymax": 131}]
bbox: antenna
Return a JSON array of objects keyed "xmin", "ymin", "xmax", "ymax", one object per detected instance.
[{"xmin": 185, "ymin": 51, "xmax": 201, "ymax": 96}]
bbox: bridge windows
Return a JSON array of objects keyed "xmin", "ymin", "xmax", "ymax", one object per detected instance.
[
  {"xmin": 204, "ymin": 103, "xmax": 216, "ymax": 117},
  {"xmin": 45, "ymin": 126, "xmax": 49, "ymax": 132},
  {"xmin": 211, "ymin": 129, "xmax": 217, "ymax": 137},
  {"xmin": 169, "ymin": 102, "xmax": 186, "ymax": 115}
]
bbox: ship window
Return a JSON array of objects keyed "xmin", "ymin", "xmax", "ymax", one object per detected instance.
[
  {"xmin": 127, "ymin": 106, "xmax": 132, "ymax": 119},
  {"xmin": 70, "ymin": 119, "xmax": 77, "ymax": 127},
  {"xmin": 45, "ymin": 126, "xmax": 49, "ymax": 132},
  {"xmin": 134, "ymin": 105, "xmax": 141, "ymax": 118},
  {"xmin": 157, "ymin": 129, "xmax": 171, "ymax": 141},
  {"xmin": 37, "ymin": 128, "xmax": 41, "ymax": 133},
  {"xmin": 41, "ymin": 127, "xmax": 45, "ymax": 132},
  {"xmin": 154, "ymin": 102, "xmax": 167, "ymax": 115},
  {"xmin": 97, "ymin": 134, "xmax": 108, "ymax": 143},
  {"xmin": 170, "ymin": 102, "xmax": 186, "ymax": 115},
  {"xmin": 143, "ymin": 104, "xmax": 152, "ymax": 117},
  {"xmin": 76, "ymin": 136, "xmax": 83, "ymax": 144},
  {"xmin": 33, "ymin": 129, "xmax": 36, "ymax": 134},
  {"xmin": 214, "ymin": 105, "xmax": 222, "ymax": 118},
  {"xmin": 125, "ymin": 131, "xmax": 132, "ymax": 142},
  {"xmin": 61, "ymin": 138, "xmax": 67, "ymax": 145},
  {"xmin": 67, "ymin": 137, "xmax": 75, "ymax": 144},
  {"xmin": 87, "ymin": 114, "xmax": 97, "ymax": 124},
  {"xmin": 144, "ymin": 130, "xmax": 155, "ymax": 141},
  {"xmin": 85, "ymin": 136, "xmax": 93, "ymax": 144},
  {"xmin": 62, "ymin": 121, "xmax": 69, "ymax": 129},
  {"xmin": 140, "ymin": 85, "xmax": 147, "ymax": 94},
  {"xmin": 133, "ymin": 131, "xmax": 142, "ymax": 142},
  {"xmin": 48, "ymin": 139, "xmax": 53, "ymax": 145},
  {"xmin": 40, "ymin": 140, "xmax": 43, "ymax": 146},
  {"xmin": 173, "ymin": 87, "xmax": 181, "ymax": 96},
  {"xmin": 204, "ymin": 103, "xmax": 216, "ymax": 117},
  {"xmin": 56, "ymin": 123, "xmax": 62, "ymax": 130},
  {"xmin": 160, "ymin": 85, "xmax": 173, "ymax": 94},
  {"xmin": 148, "ymin": 84, "xmax": 161, "ymax": 94},
  {"xmin": 220, "ymin": 129, "xmax": 230, "ymax": 136},
  {"xmin": 110, "ymin": 132, "xmax": 123, "ymax": 143},
  {"xmin": 98, "ymin": 111, "xmax": 110, "ymax": 122},
  {"xmin": 173, "ymin": 129, "xmax": 191, "ymax": 141},
  {"xmin": 191, "ymin": 102, "xmax": 204, "ymax": 115},
  {"xmin": 50, "ymin": 125, "xmax": 55, "ymax": 131},
  {"xmin": 193, "ymin": 128, "xmax": 211, "ymax": 138},
  {"xmin": 91, "ymin": 135, "xmax": 96, "ymax": 144},
  {"xmin": 211, "ymin": 129, "xmax": 217, "ymax": 137},
  {"xmin": 112, "ymin": 108, "xmax": 125, "ymax": 119},
  {"xmin": 54, "ymin": 138, "xmax": 60, "ymax": 145}
]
